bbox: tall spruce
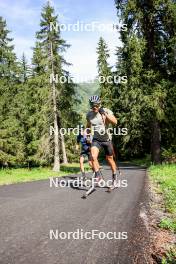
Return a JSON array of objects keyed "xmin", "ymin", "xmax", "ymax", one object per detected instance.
[
  {"xmin": 0, "ymin": 17, "xmax": 26, "ymax": 166},
  {"xmin": 31, "ymin": 3, "xmax": 66, "ymax": 170},
  {"xmin": 19, "ymin": 53, "xmax": 31, "ymax": 83},
  {"xmin": 114, "ymin": 0, "xmax": 176, "ymax": 163},
  {"xmin": 96, "ymin": 37, "xmax": 113, "ymax": 107},
  {"xmin": 113, "ymin": 35, "xmax": 147, "ymax": 159},
  {"xmin": 30, "ymin": 2, "xmax": 78, "ymax": 169}
]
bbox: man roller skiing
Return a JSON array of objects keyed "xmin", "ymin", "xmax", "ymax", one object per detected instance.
[{"xmin": 86, "ymin": 95, "xmax": 119, "ymax": 189}]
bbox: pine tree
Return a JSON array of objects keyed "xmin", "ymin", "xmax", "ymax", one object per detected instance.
[
  {"xmin": 114, "ymin": 0, "xmax": 176, "ymax": 163},
  {"xmin": 113, "ymin": 35, "xmax": 148, "ymax": 158},
  {"xmin": 96, "ymin": 37, "xmax": 113, "ymax": 107},
  {"xmin": 58, "ymin": 73, "xmax": 80, "ymax": 163},
  {"xmin": 28, "ymin": 2, "xmax": 78, "ymax": 169},
  {"xmin": 0, "ymin": 17, "xmax": 25, "ymax": 166},
  {"xmin": 19, "ymin": 53, "xmax": 31, "ymax": 83}
]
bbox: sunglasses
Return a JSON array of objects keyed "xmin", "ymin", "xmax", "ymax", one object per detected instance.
[{"xmin": 91, "ymin": 104, "xmax": 100, "ymax": 108}]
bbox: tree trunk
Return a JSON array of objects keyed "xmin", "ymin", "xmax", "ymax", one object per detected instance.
[
  {"xmin": 52, "ymin": 82, "xmax": 60, "ymax": 171},
  {"xmin": 50, "ymin": 42, "xmax": 60, "ymax": 172},
  {"xmin": 61, "ymin": 134, "xmax": 68, "ymax": 164},
  {"xmin": 151, "ymin": 120, "xmax": 161, "ymax": 164}
]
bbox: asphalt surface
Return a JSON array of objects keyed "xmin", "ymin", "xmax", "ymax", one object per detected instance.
[{"xmin": 0, "ymin": 164, "xmax": 150, "ymax": 264}]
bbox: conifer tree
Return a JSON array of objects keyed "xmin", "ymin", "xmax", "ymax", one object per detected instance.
[
  {"xmin": 29, "ymin": 2, "xmax": 78, "ymax": 169},
  {"xmin": 0, "ymin": 17, "xmax": 25, "ymax": 166},
  {"xmin": 114, "ymin": 0, "xmax": 176, "ymax": 163},
  {"xmin": 97, "ymin": 37, "xmax": 113, "ymax": 107}
]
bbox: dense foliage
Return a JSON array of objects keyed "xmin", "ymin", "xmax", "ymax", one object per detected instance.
[
  {"xmin": 0, "ymin": 0, "xmax": 176, "ymax": 167},
  {"xmin": 96, "ymin": 0, "xmax": 176, "ymax": 163},
  {"xmin": 0, "ymin": 4, "xmax": 79, "ymax": 169}
]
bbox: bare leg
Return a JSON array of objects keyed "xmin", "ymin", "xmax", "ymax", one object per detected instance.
[
  {"xmin": 112, "ymin": 146, "xmax": 120, "ymax": 172},
  {"xmin": 106, "ymin": 155, "xmax": 118, "ymax": 190},
  {"xmin": 88, "ymin": 160, "xmax": 93, "ymax": 170},
  {"xmin": 106, "ymin": 155, "xmax": 117, "ymax": 174},
  {"xmin": 91, "ymin": 146, "xmax": 100, "ymax": 172},
  {"xmin": 80, "ymin": 156, "xmax": 85, "ymax": 174}
]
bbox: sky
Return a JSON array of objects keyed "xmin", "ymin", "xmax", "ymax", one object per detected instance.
[{"xmin": 0, "ymin": 0, "xmax": 121, "ymax": 81}]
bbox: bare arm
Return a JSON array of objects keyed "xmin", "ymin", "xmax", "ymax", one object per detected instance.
[{"xmin": 104, "ymin": 113, "xmax": 117, "ymax": 125}]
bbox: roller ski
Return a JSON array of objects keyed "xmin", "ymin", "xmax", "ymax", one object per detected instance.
[
  {"xmin": 82, "ymin": 171, "xmax": 103, "ymax": 199},
  {"xmin": 107, "ymin": 173, "xmax": 119, "ymax": 193}
]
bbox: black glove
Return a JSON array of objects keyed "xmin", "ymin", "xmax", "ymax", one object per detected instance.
[{"xmin": 99, "ymin": 107, "xmax": 105, "ymax": 115}]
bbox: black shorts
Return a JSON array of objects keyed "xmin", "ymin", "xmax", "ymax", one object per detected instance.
[
  {"xmin": 91, "ymin": 139, "xmax": 113, "ymax": 156},
  {"xmin": 80, "ymin": 151, "xmax": 91, "ymax": 161}
]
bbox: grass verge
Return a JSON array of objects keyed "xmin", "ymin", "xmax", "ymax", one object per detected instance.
[
  {"xmin": 0, "ymin": 163, "xmax": 90, "ymax": 185},
  {"xmin": 131, "ymin": 159, "xmax": 176, "ymax": 262},
  {"xmin": 149, "ymin": 164, "xmax": 176, "ymax": 216},
  {"xmin": 131, "ymin": 158, "xmax": 176, "ymax": 221},
  {"xmin": 149, "ymin": 163, "xmax": 176, "ymax": 263}
]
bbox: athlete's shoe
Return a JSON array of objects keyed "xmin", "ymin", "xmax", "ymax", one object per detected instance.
[
  {"xmin": 80, "ymin": 172, "xmax": 87, "ymax": 181},
  {"xmin": 113, "ymin": 174, "xmax": 118, "ymax": 187},
  {"xmin": 95, "ymin": 176, "xmax": 102, "ymax": 183},
  {"xmin": 118, "ymin": 170, "xmax": 122, "ymax": 176},
  {"xmin": 107, "ymin": 173, "xmax": 118, "ymax": 191},
  {"xmin": 94, "ymin": 170, "xmax": 102, "ymax": 182}
]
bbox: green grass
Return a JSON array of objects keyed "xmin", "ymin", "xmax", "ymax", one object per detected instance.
[
  {"xmin": 131, "ymin": 159, "xmax": 176, "ymax": 260},
  {"xmin": 0, "ymin": 163, "xmax": 90, "ymax": 185},
  {"xmin": 149, "ymin": 163, "xmax": 176, "ymax": 235},
  {"xmin": 159, "ymin": 218, "xmax": 176, "ymax": 232},
  {"xmin": 161, "ymin": 248, "xmax": 176, "ymax": 264},
  {"xmin": 131, "ymin": 158, "xmax": 176, "ymax": 233},
  {"xmin": 149, "ymin": 164, "xmax": 176, "ymax": 215}
]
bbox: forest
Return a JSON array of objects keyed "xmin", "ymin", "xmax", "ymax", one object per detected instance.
[{"xmin": 0, "ymin": 0, "xmax": 176, "ymax": 171}]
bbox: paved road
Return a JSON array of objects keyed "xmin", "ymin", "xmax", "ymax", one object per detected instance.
[{"xmin": 0, "ymin": 165, "xmax": 150, "ymax": 264}]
